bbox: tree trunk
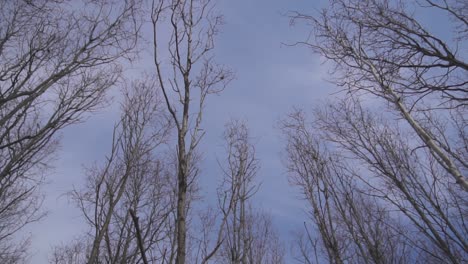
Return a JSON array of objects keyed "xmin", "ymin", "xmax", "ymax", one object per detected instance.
[{"xmin": 176, "ymin": 138, "xmax": 188, "ymax": 264}]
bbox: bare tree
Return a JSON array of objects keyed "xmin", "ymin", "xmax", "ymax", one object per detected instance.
[
  {"xmin": 49, "ymin": 238, "xmax": 90, "ymax": 264},
  {"xmin": 287, "ymin": 1, "xmax": 468, "ymax": 261},
  {"xmin": 186, "ymin": 120, "xmax": 284, "ymax": 264},
  {"xmin": 239, "ymin": 209, "xmax": 285, "ymax": 264},
  {"xmin": 71, "ymin": 79, "xmax": 172, "ymax": 264},
  {"xmin": 315, "ymin": 99, "xmax": 467, "ymax": 263},
  {"xmin": 283, "ymin": 111, "xmax": 412, "ymax": 264},
  {"xmin": 0, "ymin": 0, "xmax": 140, "ymax": 260},
  {"xmin": 290, "ymin": 0, "xmax": 468, "ymax": 190},
  {"xmin": 213, "ymin": 120, "xmax": 284, "ymax": 264},
  {"xmin": 151, "ymin": 1, "xmax": 233, "ymax": 263},
  {"xmin": 281, "ymin": 100, "xmax": 468, "ymax": 263},
  {"xmin": 218, "ymin": 120, "xmax": 259, "ymax": 264}
]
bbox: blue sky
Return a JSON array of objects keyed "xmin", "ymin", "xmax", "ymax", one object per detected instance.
[{"xmin": 25, "ymin": 0, "xmax": 349, "ymax": 263}]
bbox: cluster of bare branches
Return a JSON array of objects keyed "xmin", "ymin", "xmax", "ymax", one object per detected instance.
[
  {"xmin": 64, "ymin": 80, "xmax": 172, "ymax": 264},
  {"xmin": 286, "ymin": 0, "xmax": 467, "ymax": 263},
  {"xmin": 0, "ymin": 0, "xmax": 140, "ymax": 261},
  {"xmin": 291, "ymin": 0, "xmax": 468, "ymax": 189},
  {"xmin": 50, "ymin": 238, "xmax": 90, "ymax": 264}
]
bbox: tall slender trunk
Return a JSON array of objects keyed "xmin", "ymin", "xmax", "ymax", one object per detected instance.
[
  {"xmin": 240, "ymin": 189, "xmax": 247, "ymax": 264},
  {"xmin": 176, "ymin": 137, "xmax": 188, "ymax": 264}
]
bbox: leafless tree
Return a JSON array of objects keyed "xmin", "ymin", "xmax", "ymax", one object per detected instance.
[
  {"xmin": 281, "ymin": 99, "xmax": 468, "ymax": 263},
  {"xmin": 290, "ymin": 0, "xmax": 468, "ymax": 190},
  {"xmin": 49, "ymin": 238, "xmax": 90, "ymax": 264},
  {"xmin": 218, "ymin": 120, "xmax": 258, "ymax": 264},
  {"xmin": 185, "ymin": 120, "xmax": 284, "ymax": 264},
  {"xmin": 151, "ymin": 1, "xmax": 233, "ymax": 263},
  {"xmin": 236, "ymin": 209, "xmax": 285, "ymax": 264},
  {"xmin": 281, "ymin": 109, "xmax": 410, "ymax": 264},
  {"xmin": 316, "ymin": 99, "xmax": 467, "ymax": 263},
  {"xmin": 71, "ymin": 79, "xmax": 172, "ymax": 264},
  {"xmin": 287, "ymin": 0, "xmax": 468, "ymax": 261},
  {"xmin": 0, "ymin": 0, "xmax": 140, "ymax": 260},
  {"xmin": 210, "ymin": 120, "xmax": 284, "ymax": 264}
]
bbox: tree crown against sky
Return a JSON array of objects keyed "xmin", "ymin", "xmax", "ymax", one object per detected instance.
[{"xmin": 0, "ymin": 0, "xmax": 466, "ymax": 263}]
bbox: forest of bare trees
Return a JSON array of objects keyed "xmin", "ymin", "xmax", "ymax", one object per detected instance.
[{"xmin": 0, "ymin": 0, "xmax": 466, "ymax": 263}]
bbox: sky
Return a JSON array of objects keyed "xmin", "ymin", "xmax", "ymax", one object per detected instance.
[{"xmin": 21, "ymin": 0, "xmax": 377, "ymax": 263}]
